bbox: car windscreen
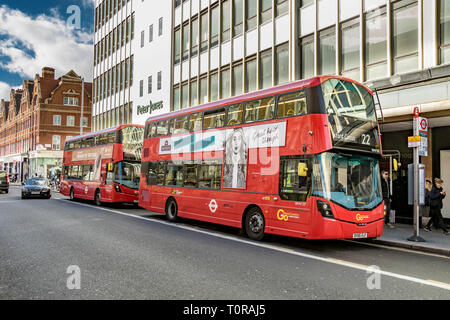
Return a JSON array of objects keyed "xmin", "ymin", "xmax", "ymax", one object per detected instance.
[{"xmin": 25, "ymin": 179, "xmax": 47, "ymax": 186}]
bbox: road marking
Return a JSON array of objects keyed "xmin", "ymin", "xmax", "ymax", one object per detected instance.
[{"xmin": 59, "ymin": 199, "xmax": 450, "ymax": 292}]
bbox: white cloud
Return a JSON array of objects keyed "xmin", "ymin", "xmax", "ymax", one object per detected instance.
[
  {"xmin": 0, "ymin": 5, "xmax": 93, "ymax": 101},
  {"xmin": 0, "ymin": 81, "xmax": 11, "ymax": 101}
]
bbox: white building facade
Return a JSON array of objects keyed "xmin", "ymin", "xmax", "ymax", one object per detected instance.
[
  {"xmin": 93, "ymin": 0, "xmax": 172, "ymax": 129},
  {"xmin": 132, "ymin": 0, "xmax": 173, "ymax": 125}
]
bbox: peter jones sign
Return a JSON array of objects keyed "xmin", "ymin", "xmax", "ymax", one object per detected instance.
[{"xmin": 137, "ymin": 101, "xmax": 163, "ymax": 116}]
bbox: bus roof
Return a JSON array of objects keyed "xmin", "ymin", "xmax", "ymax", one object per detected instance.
[
  {"xmin": 65, "ymin": 124, "xmax": 144, "ymax": 142},
  {"xmin": 145, "ymin": 75, "xmax": 372, "ymax": 124}
]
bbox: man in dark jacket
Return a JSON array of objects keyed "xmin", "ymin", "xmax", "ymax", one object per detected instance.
[
  {"xmin": 425, "ymin": 178, "xmax": 448, "ymax": 235},
  {"xmin": 381, "ymin": 170, "xmax": 394, "ymax": 228}
]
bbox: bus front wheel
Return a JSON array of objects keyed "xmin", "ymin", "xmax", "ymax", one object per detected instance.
[
  {"xmin": 165, "ymin": 198, "xmax": 178, "ymax": 222},
  {"xmin": 244, "ymin": 207, "xmax": 265, "ymax": 241},
  {"xmin": 70, "ymin": 188, "xmax": 75, "ymax": 201}
]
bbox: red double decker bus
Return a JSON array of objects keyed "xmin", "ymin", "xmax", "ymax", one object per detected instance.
[
  {"xmin": 60, "ymin": 124, "xmax": 144, "ymax": 206},
  {"xmin": 139, "ymin": 76, "xmax": 384, "ymax": 240}
]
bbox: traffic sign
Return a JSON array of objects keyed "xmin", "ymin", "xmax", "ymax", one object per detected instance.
[{"xmin": 408, "ymin": 136, "xmax": 421, "ymax": 148}]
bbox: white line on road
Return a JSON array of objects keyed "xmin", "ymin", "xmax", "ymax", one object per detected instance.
[{"xmin": 58, "ymin": 199, "xmax": 450, "ymax": 292}]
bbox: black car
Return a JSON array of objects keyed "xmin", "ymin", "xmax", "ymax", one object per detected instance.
[
  {"xmin": 22, "ymin": 178, "xmax": 51, "ymax": 199},
  {"xmin": 0, "ymin": 171, "xmax": 9, "ymax": 194}
]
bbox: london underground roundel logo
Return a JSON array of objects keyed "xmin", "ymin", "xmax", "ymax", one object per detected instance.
[
  {"xmin": 420, "ymin": 118, "xmax": 427, "ymax": 131},
  {"xmin": 209, "ymin": 199, "xmax": 218, "ymax": 213}
]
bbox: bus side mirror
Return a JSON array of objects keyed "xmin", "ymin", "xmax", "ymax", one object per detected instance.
[{"xmin": 298, "ymin": 163, "xmax": 308, "ymax": 177}]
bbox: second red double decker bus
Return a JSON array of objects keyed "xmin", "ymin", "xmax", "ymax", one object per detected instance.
[
  {"xmin": 139, "ymin": 76, "xmax": 384, "ymax": 240},
  {"xmin": 60, "ymin": 124, "xmax": 144, "ymax": 206}
]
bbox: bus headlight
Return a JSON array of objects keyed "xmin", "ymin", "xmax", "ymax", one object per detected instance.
[
  {"xmin": 114, "ymin": 184, "xmax": 122, "ymax": 193},
  {"xmin": 317, "ymin": 200, "xmax": 335, "ymax": 219}
]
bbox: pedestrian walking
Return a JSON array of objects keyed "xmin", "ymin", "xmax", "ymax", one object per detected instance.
[
  {"xmin": 425, "ymin": 178, "xmax": 449, "ymax": 235},
  {"xmin": 420, "ymin": 180, "xmax": 432, "ymax": 229},
  {"xmin": 381, "ymin": 170, "xmax": 394, "ymax": 228}
]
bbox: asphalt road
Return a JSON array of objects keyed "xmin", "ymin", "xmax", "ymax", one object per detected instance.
[{"xmin": 0, "ymin": 186, "xmax": 449, "ymax": 300}]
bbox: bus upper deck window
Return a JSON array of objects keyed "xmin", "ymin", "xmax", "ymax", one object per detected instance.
[
  {"xmin": 203, "ymin": 108, "xmax": 226, "ymax": 130},
  {"xmin": 189, "ymin": 113, "xmax": 202, "ymax": 132},
  {"xmin": 245, "ymin": 97, "xmax": 275, "ymax": 123},
  {"xmin": 156, "ymin": 121, "xmax": 169, "ymax": 136},
  {"xmin": 277, "ymin": 91, "xmax": 307, "ymax": 118},
  {"xmin": 99, "ymin": 134, "xmax": 108, "ymax": 145},
  {"xmin": 107, "ymin": 133, "xmax": 116, "ymax": 144},
  {"xmin": 146, "ymin": 123, "xmax": 157, "ymax": 138},
  {"xmin": 227, "ymin": 104, "xmax": 243, "ymax": 126},
  {"xmin": 172, "ymin": 116, "xmax": 188, "ymax": 135}
]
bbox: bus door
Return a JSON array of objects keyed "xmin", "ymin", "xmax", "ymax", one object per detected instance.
[
  {"xmin": 275, "ymin": 157, "xmax": 313, "ymax": 230},
  {"xmin": 103, "ymin": 162, "xmax": 115, "ymax": 201}
]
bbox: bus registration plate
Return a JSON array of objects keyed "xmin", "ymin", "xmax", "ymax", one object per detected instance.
[{"xmin": 353, "ymin": 233, "xmax": 368, "ymax": 239}]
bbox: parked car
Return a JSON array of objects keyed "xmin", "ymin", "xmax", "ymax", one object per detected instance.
[
  {"xmin": 0, "ymin": 171, "xmax": 9, "ymax": 194},
  {"xmin": 21, "ymin": 178, "xmax": 51, "ymax": 199}
]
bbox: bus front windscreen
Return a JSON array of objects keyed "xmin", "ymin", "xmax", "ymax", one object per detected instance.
[
  {"xmin": 113, "ymin": 161, "xmax": 141, "ymax": 189},
  {"xmin": 312, "ymin": 152, "xmax": 383, "ymax": 210},
  {"xmin": 322, "ymin": 79, "xmax": 381, "ymax": 153}
]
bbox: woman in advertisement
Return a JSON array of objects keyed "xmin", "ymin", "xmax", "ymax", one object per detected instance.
[{"xmin": 223, "ymin": 128, "xmax": 248, "ymax": 189}]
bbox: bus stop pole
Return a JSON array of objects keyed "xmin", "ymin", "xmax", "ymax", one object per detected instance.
[{"xmin": 408, "ymin": 110, "xmax": 425, "ymax": 242}]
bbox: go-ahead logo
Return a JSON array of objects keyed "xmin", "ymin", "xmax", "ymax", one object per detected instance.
[
  {"xmin": 277, "ymin": 209, "xmax": 299, "ymax": 222},
  {"xmin": 356, "ymin": 214, "xmax": 369, "ymax": 222}
]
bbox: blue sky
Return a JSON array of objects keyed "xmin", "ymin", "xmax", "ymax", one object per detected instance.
[{"xmin": 0, "ymin": 0, "xmax": 94, "ymax": 100}]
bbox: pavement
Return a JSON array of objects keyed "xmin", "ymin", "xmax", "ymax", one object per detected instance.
[{"xmin": 372, "ymin": 221, "xmax": 450, "ymax": 256}]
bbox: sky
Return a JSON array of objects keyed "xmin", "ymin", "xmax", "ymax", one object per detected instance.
[{"xmin": 0, "ymin": 0, "xmax": 95, "ymax": 101}]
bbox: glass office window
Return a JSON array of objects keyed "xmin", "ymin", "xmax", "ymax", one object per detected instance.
[
  {"xmin": 221, "ymin": 68, "xmax": 231, "ymax": 99},
  {"xmin": 191, "ymin": 18, "xmax": 199, "ymax": 57},
  {"xmin": 301, "ymin": 35, "xmax": 315, "ymax": 79},
  {"xmin": 181, "ymin": 83, "xmax": 189, "ymax": 109},
  {"xmin": 246, "ymin": 0, "xmax": 257, "ymax": 30},
  {"xmin": 365, "ymin": 7, "xmax": 387, "ymax": 80},
  {"xmin": 222, "ymin": 0, "xmax": 231, "ymax": 42},
  {"xmin": 260, "ymin": 0, "xmax": 272, "ymax": 25},
  {"xmin": 173, "ymin": 87, "xmax": 180, "ymax": 111},
  {"xmin": 260, "ymin": 49, "xmax": 272, "ymax": 89},
  {"xmin": 199, "ymin": 76, "xmax": 208, "ymax": 104},
  {"xmin": 211, "ymin": 6, "xmax": 219, "ymax": 48},
  {"xmin": 232, "ymin": 63, "xmax": 243, "ymax": 96},
  {"xmin": 210, "ymin": 72, "xmax": 219, "ymax": 101},
  {"xmin": 341, "ymin": 19, "xmax": 360, "ymax": 81},
  {"xmin": 190, "ymin": 80, "xmax": 198, "ymax": 107},
  {"xmin": 319, "ymin": 28, "xmax": 336, "ymax": 75},
  {"xmin": 440, "ymin": 0, "xmax": 450, "ymax": 64},
  {"xmin": 245, "ymin": 58, "xmax": 257, "ymax": 92},
  {"xmin": 276, "ymin": 0, "xmax": 289, "ymax": 17},
  {"xmin": 392, "ymin": 0, "xmax": 418, "ymax": 74},
  {"xmin": 200, "ymin": 12, "xmax": 209, "ymax": 53},
  {"xmin": 276, "ymin": 42, "xmax": 289, "ymax": 85},
  {"xmin": 182, "ymin": 24, "xmax": 190, "ymax": 62},
  {"xmin": 234, "ymin": 0, "xmax": 244, "ymax": 36}
]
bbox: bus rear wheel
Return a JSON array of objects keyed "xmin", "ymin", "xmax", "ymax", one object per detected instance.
[
  {"xmin": 165, "ymin": 198, "xmax": 178, "ymax": 222},
  {"xmin": 94, "ymin": 190, "xmax": 102, "ymax": 206},
  {"xmin": 244, "ymin": 207, "xmax": 265, "ymax": 241}
]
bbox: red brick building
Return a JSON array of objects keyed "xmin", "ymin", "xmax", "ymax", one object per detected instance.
[{"xmin": 0, "ymin": 67, "xmax": 92, "ymax": 181}]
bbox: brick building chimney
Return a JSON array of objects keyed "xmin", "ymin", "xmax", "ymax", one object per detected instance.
[{"xmin": 42, "ymin": 67, "xmax": 55, "ymax": 79}]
